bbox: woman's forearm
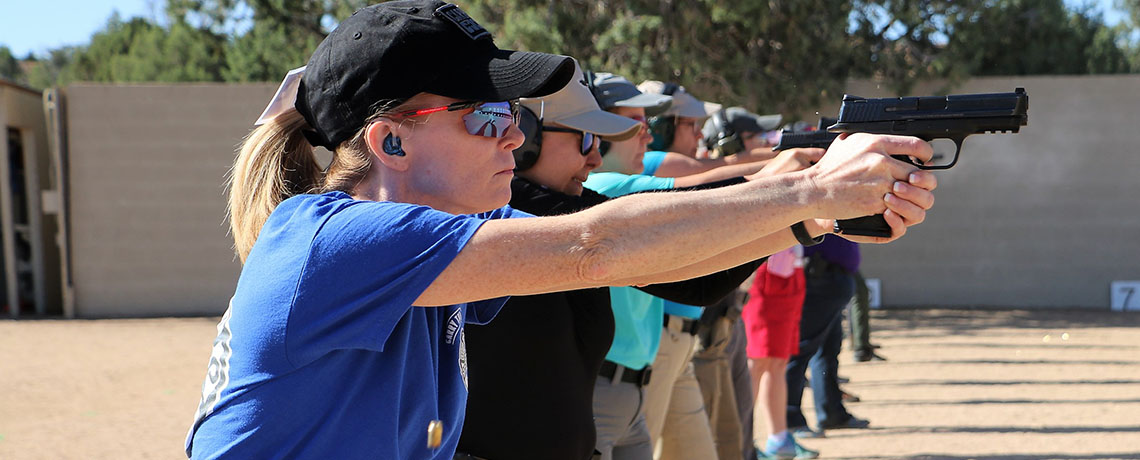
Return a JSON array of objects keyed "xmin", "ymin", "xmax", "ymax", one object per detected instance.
[
  {"xmin": 417, "ymin": 133, "xmax": 936, "ymax": 306},
  {"xmin": 671, "ymin": 161, "xmax": 769, "ymax": 188},
  {"xmin": 414, "ymin": 171, "xmax": 821, "ymax": 306},
  {"xmin": 611, "ymin": 218, "xmax": 828, "ymax": 287},
  {"xmin": 571, "ymin": 171, "xmax": 818, "ymax": 282}
]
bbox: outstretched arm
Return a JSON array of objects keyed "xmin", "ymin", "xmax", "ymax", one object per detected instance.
[
  {"xmin": 653, "ymin": 150, "xmax": 779, "ymax": 178},
  {"xmin": 414, "ymin": 134, "xmax": 936, "ymax": 306}
]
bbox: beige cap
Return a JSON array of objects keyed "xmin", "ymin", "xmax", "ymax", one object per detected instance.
[
  {"xmin": 521, "ymin": 60, "xmax": 641, "ymax": 141},
  {"xmin": 637, "ymin": 80, "xmax": 722, "ymax": 119}
]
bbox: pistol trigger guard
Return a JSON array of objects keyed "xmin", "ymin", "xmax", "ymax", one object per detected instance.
[{"xmin": 918, "ymin": 136, "xmax": 963, "ymax": 170}]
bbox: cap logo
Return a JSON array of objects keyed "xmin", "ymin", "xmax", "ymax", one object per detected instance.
[{"xmin": 435, "ymin": 4, "xmax": 490, "ymax": 40}]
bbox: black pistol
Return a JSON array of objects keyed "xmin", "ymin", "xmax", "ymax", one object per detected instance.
[
  {"xmin": 824, "ymin": 88, "xmax": 1029, "ymax": 238},
  {"xmin": 772, "ymin": 117, "xmax": 839, "ymax": 152}
]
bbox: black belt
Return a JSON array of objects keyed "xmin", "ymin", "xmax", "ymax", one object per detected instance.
[
  {"xmin": 454, "ymin": 453, "xmax": 490, "ymax": 460},
  {"xmin": 598, "ymin": 360, "xmax": 652, "ymax": 387},
  {"xmin": 806, "ymin": 254, "xmax": 850, "ymax": 277},
  {"xmin": 664, "ymin": 314, "xmax": 700, "ymax": 335}
]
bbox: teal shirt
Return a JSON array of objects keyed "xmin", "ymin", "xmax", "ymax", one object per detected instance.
[
  {"xmin": 584, "ymin": 172, "xmax": 676, "ymax": 370},
  {"xmin": 662, "ymin": 301, "xmax": 704, "ymax": 319},
  {"xmin": 602, "ymin": 286, "xmax": 664, "ymax": 370},
  {"xmin": 641, "ymin": 151, "xmax": 667, "ymax": 176},
  {"xmin": 582, "ymin": 172, "xmax": 674, "ymax": 198},
  {"xmin": 632, "ymin": 154, "xmax": 704, "ymax": 321}
]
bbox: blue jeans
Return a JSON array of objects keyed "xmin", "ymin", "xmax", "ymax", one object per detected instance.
[{"xmin": 785, "ymin": 268, "xmax": 854, "ymax": 429}]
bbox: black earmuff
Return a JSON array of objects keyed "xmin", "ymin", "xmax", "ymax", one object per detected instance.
[
  {"xmin": 513, "ymin": 105, "xmax": 543, "ymax": 171},
  {"xmin": 647, "ymin": 82, "xmax": 682, "ymax": 152},
  {"xmin": 647, "ymin": 115, "xmax": 675, "ymax": 152},
  {"xmin": 710, "ymin": 109, "xmax": 744, "ymax": 156},
  {"xmin": 382, "ymin": 133, "xmax": 405, "ymax": 156},
  {"xmin": 599, "ymin": 140, "xmax": 612, "ymax": 156}
]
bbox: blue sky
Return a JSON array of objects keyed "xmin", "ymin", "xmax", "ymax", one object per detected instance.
[
  {"xmin": 0, "ymin": 0, "xmax": 1133, "ymax": 57},
  {"xmin": 2, "ymin": 0, "xmax": 161, "ymax": 57}
]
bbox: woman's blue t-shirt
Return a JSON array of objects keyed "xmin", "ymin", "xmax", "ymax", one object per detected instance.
[{"xmin": 186, "ymin": 192, "xmax": 525, "ymax": 459}]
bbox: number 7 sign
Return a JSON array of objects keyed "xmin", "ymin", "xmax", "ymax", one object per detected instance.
[{"xmin": 1111, "ymin": 281, "xmax": 1140, "ymax": 312}]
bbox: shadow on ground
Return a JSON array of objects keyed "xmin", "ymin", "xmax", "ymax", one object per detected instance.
[
  {"xmin": 871, "ymin": 308, "xmax": 1140, "ymax": 339},
  {"xmin": 828, "ymin": 425, "xmax": 1140, "ymax": 437},
  {"xmin": 853, "ymin": 397, "xmax": 1140, "ymax": 406}
]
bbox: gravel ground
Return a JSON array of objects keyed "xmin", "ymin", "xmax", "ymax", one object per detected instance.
[{"xmin": 0, "ymin": 309, "xmax": 1137, "ymax": 460}]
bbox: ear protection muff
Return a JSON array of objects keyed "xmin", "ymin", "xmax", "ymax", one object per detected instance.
[
  {"xmin": 709, "ymin": 109, "xmax": 744, "ymax": 156},
  {"xmin": 584, "ymin": 68, "xmax": 599, "ymax": 95},
  {"xmin": 599, "ymin": 140, "xmax": 612, "ymax": 156},
  {"xmin": 513, "ymin": 105, "xmax": 543, "ymax": 171},
  {"xmin": 647, "ymin": 115, "xmax": 675, "ymax": 152},
  {"xmin": 646, "ymin": 82, "xmax": 682, "ymax": 152}
]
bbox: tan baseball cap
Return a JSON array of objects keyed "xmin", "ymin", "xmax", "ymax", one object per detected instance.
[
  {"xmin": 520, "ymin": 60, "xmax": 641, "ymax": 141},
  {"xmin": 637, "ymin": 80, "xmax": 722, "ymax": 119}
]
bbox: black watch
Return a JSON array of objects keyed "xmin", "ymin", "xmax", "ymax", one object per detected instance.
[{"xmin": 791, "ymin": 221, "xmax": 825, "ymax": 247}]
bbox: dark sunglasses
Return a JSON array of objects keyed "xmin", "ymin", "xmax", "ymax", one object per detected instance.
[
  {"xmin": 542, "ymin": 126, "xmax": 598, "ymax": 155},
  {"xmin": 399, "ymin": 101, "xmax": 521, "ymax": 138}
]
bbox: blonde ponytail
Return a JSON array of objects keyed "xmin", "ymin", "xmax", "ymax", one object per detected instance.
[
  {"xmin": 227, "ymin": 99, "xmax": 407, "ymax": 262},
  {"xmin": 227, "ymin": 110, "xmax": 322, "ymax": 262}
]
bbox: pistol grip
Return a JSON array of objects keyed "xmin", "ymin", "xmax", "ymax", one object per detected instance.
[{"xmin": 835, "ymin": 215, "xmax": 892, "ymax": 238}]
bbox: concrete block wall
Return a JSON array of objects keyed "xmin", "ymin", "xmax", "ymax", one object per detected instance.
[
  {"xmin": 64, "ymin": 84, "xmax": 276, "ymax": 317},
  {"xmin": 59, "ymin": 76, "xmax": 1139, "ymax": 315}
]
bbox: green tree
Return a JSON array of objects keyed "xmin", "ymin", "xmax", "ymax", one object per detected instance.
[
  {"xmin": 25, "ymin": 47, "xmax": 81, "ymax": 89},
  {"xmin": 167, "ymin": 0, "xmax": 368, "ymax": 81},
  {"xmin": 465, "ymin": 0, "xmax": 855, "ymax": 119},
  {"xmin": 222, "ymin": 15, "xmax": 325, "ymax": 82},
  {"xmin": 1122, "ymin": 0, "xmax": 1140, "ymax": 24},
  {"xmin": 940, "ymin": 0, "xmax": 1132, "ymax": 75},
  {"xmin": 847, "ymin": 0, "xmax": 971, "ymax": 93},
  {"xmin": 0, "ymin": 46, "xmax": 26, "ymax": 84},
  {"xmin": 61, "ymin": 12, "xmax": 227, "ymax": 83},
  {"xmin": 1114, "ymin": 0, "xmax": 1140, "ymax": 67},
  {"xmin": 848, "ymin": 0, "xmax": 1134, "ymax": 94},
  {"xmin": 17, "ymin": 0, "xmax": 1140, "ymax": 97}
]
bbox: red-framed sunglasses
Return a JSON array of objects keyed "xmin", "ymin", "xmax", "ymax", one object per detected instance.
[{"xmin": 399, "ymin": 101, "xmax": 521, "ymax": 138}]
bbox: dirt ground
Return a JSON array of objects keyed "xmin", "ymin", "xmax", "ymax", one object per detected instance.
[{"xmin": 1, "ymin": 309, "xmax": 1138, "ymax": 460}]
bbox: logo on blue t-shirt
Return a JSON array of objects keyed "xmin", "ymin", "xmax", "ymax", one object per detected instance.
[
  {"xmin": 445, "ymin": 307, "xmax": 462, "ymax": 345},
  {"xmin": 186, "ymin": 302, "xmax": 235, "ymax": 453},
  {"xmin": 445, "ymin": 306, "xmax": 469, "ymax": 389}
]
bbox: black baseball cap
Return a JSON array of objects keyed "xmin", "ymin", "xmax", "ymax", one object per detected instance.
[
  {"xmin": 295, "ymin": 0, "xmax": 576, "ymax": 149},
  {"xmin": 702, "ymin": 107, "xmax": 783, "ymax": 139}
]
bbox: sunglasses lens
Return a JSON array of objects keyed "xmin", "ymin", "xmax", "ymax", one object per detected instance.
[
  {"xmin": 581, "ymin": 133, "xmax": 596, "ymax": 155},
  {"xmin": 463, "ymin": 102, "xmax": 514, "ymax": 138},
  {"xmin": 764, "ymin": 130, "xmax": 782, "ymax": 145}
]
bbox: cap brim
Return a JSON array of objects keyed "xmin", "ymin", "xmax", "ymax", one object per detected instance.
[
  {"xmin": 730, "ymin": 114, "xmax": 784, "ymax": 133},
  {"xmin": 753, "ymin": 114, "xmax": 783, "ymax": 131},
  {"xmin": 551, "ymin": 110, "xmax": 642, "ymax": 141},
  {"xmin": 614, "ymin": 93, "xmax": 673, "ymax": 117},
  {"xmin": 436, "ymin": 50, "xmax": 576, "ymax": 101},
  {"xmin": 702, "ymin": 101, "xmax": 723, "ymax": 117},
  {"xmin": 670, "ymin": 92, "xmax": 723, "ymax": 118}
]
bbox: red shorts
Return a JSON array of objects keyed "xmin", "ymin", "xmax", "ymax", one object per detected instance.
[{"xmin": 742, "ymin": 263, "xmax": 805, "ymax": 359}]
